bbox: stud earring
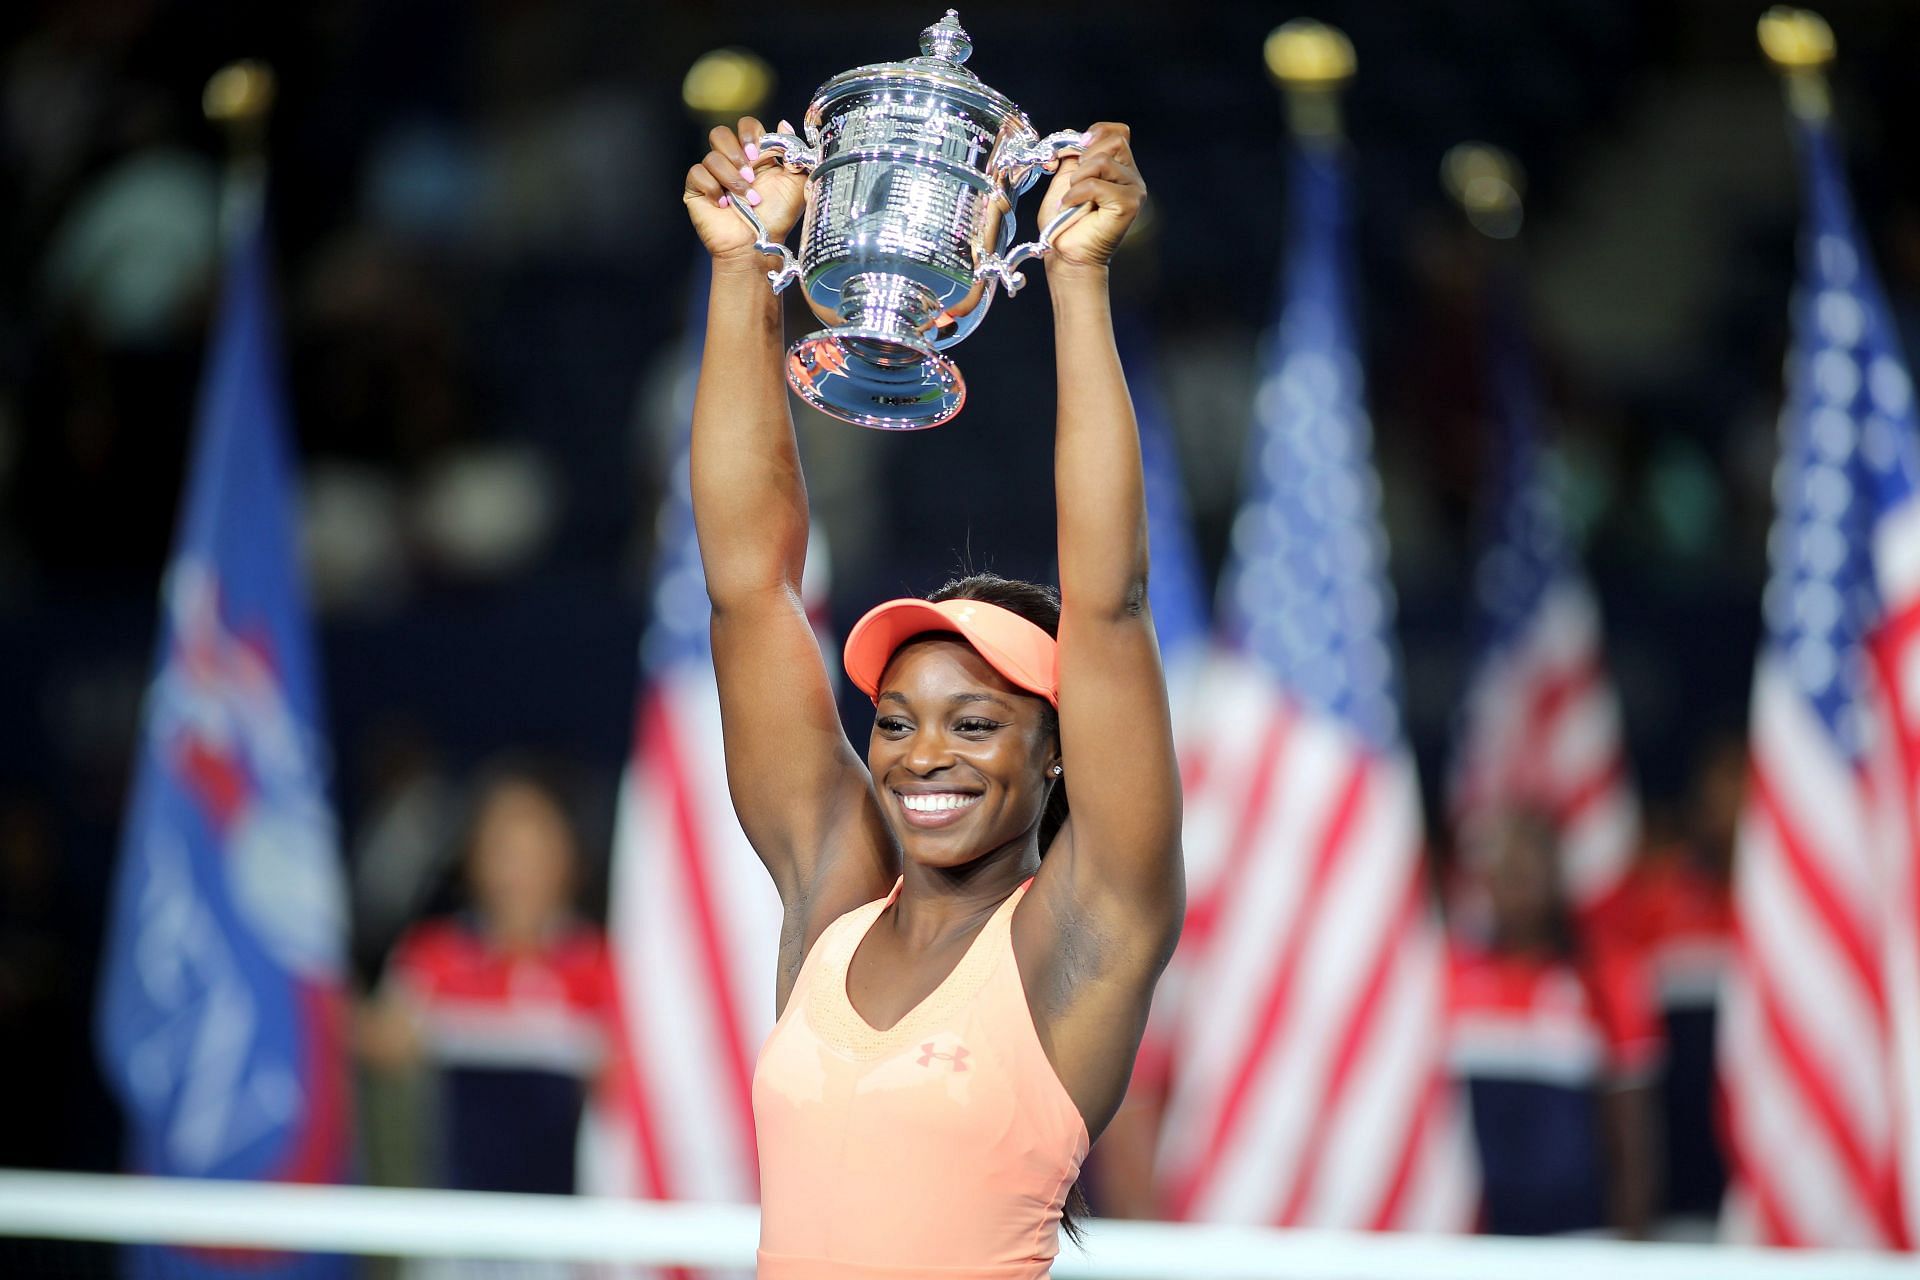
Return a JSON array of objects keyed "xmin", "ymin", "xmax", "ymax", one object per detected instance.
[{"xmin": 1051, "ymin": 763, "xmax": 1064, "ymax": 777}]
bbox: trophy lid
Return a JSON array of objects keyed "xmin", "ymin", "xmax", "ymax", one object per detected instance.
[{"xmin": 807, "ymin": 10, "xmax": 1034, "ymax": 138}]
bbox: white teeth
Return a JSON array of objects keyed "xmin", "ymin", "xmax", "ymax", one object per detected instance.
[{"xmin": 900, "ymin": 792, "xmax": 978, "ymax": 813}]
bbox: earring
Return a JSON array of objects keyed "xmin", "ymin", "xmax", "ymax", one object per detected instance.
[{"xmin": 1051, "ymin": 763, "xmax": 1064, "ymax": 777}]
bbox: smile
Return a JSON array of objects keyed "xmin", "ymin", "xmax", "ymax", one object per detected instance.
[{"xmin": 896, "ymin": 791, "xmax": 981, "ymax": 827}]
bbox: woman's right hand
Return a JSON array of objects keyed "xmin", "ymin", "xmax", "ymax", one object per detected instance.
[{"xmin": 683, "ymin": 116, "xmax": 809, "ymax": 267}]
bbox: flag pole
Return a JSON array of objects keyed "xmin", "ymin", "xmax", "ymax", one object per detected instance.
[
  {"xmin": 203, "ymin": 60, "xmax": 275, "ymax": 242},
  {"xmin": 1758, "ymin": 6, "xmax": 1835, "ymax": 122},
  {"xmin": 1266, "ymin": 18, "xmax": 1355, "ymax": 144}
]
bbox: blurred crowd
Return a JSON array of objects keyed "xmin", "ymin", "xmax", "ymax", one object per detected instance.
[{"xmin": 3, "ymin": 0, "xmax": 1920, "ymax": 1244}]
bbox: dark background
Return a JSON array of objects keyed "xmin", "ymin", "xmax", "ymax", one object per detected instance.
[{"xmin": 2, "ymin": 0, "xmax": 1917, "ymax": 1174}]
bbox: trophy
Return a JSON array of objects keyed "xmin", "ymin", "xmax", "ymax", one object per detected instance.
[{"xmin": 729, "ymin": 10, "xmax": 1089, "ymax": 429}]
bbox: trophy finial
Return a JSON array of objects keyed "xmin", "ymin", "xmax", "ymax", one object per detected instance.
[{"xmin": 920, "ymin": 10, "xmax": 973, "ymax": 65}]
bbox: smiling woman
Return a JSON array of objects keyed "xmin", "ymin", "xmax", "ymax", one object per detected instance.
[{"xmin": 683, "ymin": 112, "xmax": 1182, "ymax": 1280}]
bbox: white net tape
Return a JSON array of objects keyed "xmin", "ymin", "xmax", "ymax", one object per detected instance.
[{"xmin": 0, "ymin": 1171, "xmax": 1907, "ymax": 1279}]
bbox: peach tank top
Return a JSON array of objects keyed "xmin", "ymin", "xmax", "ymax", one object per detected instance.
[{"xmin": 752, "ymin": 878, "xmax": 1089, "ymax": 1279}]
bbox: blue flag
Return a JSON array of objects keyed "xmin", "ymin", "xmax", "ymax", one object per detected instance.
[
  {"xmin": 1114, "ymin": 309, "xmax": 1211, "ymax": 674},
  {"xmin": 1216, "ymin": 140, "xmax": 1403, "ymax": 751},
  {"xmin": 1446, "ymin": 273, "xmax": 1640, "ymax": 918},
  {"xmin": 95, "ymin": 194, "xmax": 351, "ymax": 1273}
]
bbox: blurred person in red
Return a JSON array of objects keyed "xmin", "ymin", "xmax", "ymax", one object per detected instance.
[
  {"xmin": 1617, "ymin": 737, "xmax": 1742, "ymax": 1228},
  {"xmin": 1447, "ymin": 809, "xmax": 1661, "ymax": 1237},
  {"xmin": 358, "ymin": 762, "xmax": 616, "ymax": 1195}
]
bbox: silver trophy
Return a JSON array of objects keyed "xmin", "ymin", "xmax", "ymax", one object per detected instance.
[{"xmin": 730, "ymin": 10, "xmax": 1088, "ymax": 429}]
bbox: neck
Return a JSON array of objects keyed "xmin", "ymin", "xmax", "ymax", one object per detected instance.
[
  {"xmin": 891, "ymin": 837, "xmax": 1039, "ymax": 944},
  {"xmin": 1492, "ymin": 920, "xmax": 1559, "ymax": 958},
  {"xmin": 488, "ymin": 909, "xmax": 560, "ymax": 954}
]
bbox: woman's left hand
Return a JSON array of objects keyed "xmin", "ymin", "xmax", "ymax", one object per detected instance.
[{"xmin": 1036, "ymin": 122, "xmax": 1146, "ymax": 275}]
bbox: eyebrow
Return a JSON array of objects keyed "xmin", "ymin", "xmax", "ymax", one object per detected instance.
[{"xmin": 877, "ymin": 690, "xmax": 1014, "ymax": 710}]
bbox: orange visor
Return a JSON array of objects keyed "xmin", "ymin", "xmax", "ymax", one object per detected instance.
[{"xmin": 843, "ymin": 598, "xmax": 1060, "ymax": 708}]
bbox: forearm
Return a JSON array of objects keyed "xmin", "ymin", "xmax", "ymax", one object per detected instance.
[
  {"xmin": 1602, "ymin": 1082, "xmax": 1657, "ymax": 1238},
  {"xmin": 1050, "ymin": 265, "xmax": 1149, "ymax": 615},
  {"xmin": 690, "ymin": 261, "xmax": 810, "ymax": 602}
]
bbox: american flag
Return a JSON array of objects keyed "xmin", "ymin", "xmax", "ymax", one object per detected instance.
[
  {"xmin": 1449, "ymin": 279, "xmax": 1640, "ymax": 925},
  {"xmin": 1718, "ymin": 107, "xmax": 1920, "ymax": 1249},
  {"xmin": 580, "ymin": 266, "xmax": 812, "ymax": 1274},
  {"xmin": 1152, "ymin": 140, "xmax": 1475, "ymax": 1229}
]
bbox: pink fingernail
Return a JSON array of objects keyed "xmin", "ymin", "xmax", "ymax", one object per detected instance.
[
  {"xmin": 718, "ymin": 193, "xmax": 731, "ymax": 207},
  {"xmin": 778, "ymin": 119, "xmax": 794, "ymax": 134},
  {"xmin": 744, "ymin": 142, "xmax": 760, "ymax": 163},
  {"xmin": 740, "ymin": 165, "xmax": 756, "ymax": 183},
  {"xmin": 746, "ymin": 188, "xmax": 762, "ymax": 207}
]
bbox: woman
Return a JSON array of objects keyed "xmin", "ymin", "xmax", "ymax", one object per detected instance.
[
  {"xmin": 360, "ymin": 764, "xmax": 616, "ymax": 1197},
  {"xmin": 1446, "ymin": 810, "xmax": 1658, "ymax": 1238},
  {"xmin": 683, "ymin": 117, "xmax": 1182, "ymax": 1276}
]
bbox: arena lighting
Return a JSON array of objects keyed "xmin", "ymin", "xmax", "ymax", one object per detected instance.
[{"xmin": 1442, "ymin": 142, "xmax": 1525, "ymax": 240}]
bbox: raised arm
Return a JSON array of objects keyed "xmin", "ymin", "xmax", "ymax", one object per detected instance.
[
  {"xmin": 683, "ymin": 120, "xmax": 891, "ymax": 924},
  {"xmin": 1033, "ymin": 124, "xmax": 1184, "ymax": 947}
]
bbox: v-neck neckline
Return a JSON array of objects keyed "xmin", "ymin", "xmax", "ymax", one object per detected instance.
[{"xmin": 839, "ymin": 877, "xmax": 1023, "ymax": 1039}]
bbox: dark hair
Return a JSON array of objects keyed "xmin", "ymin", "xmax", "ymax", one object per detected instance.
[
  {"xmin": 924, "ymin": 572, "xmax": 1070, "ymax": 853},
  {"xmin": 455, "ymin": 755, "xmax": 591, "ymax": 902},
  {"xmin": 924, "ymin": 573, "xmax": 1090, "ymax": 1244}
]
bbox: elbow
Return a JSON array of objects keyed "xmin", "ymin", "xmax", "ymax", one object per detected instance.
[
  {"xmin": 1149, "ymin": 858, "xmax": 1186, "ymax": 971},
  {"xmin": 1066, "ymin": 569, "xmax": 1150, "ymax": 624}
]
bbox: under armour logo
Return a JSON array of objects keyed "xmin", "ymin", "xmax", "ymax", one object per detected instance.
[{"xmin": 917, "ymin": 1042, "xmax": 970, "ymax": 1072}]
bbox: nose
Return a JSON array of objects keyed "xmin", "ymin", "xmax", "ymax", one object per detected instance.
[{"xmin": 902, "ymin": 723, "xmax": 954, "ymax": 775}]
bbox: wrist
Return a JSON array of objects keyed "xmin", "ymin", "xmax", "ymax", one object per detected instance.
[
  {"xmin": 1045, "ymin": 260, "xmax": 1111, "ymax": 290},
  {"xmin": 711, "ymin": 250, "xmax": 775, "ymax": 281}
]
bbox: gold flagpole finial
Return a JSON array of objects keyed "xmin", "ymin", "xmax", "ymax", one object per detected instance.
[
  {"xmin": 1758, "ymin": 8, "xmax": 1834, "ymax": 121},
  {"xmin": 1442, "ymin": 142, "xmax": 1525, "ymax": 240},
  {"xmin": 203, "ymin": 60, "xmax": 276, "ymax": 156},
  {"xmin": 204, "ymin": 61, "xmax": 275, "ymax": 235},
  {"xmin": 1266, "ymin": 19, "xmax": 1356, "ymax": 142},
  {"xmin": 683, "ymin": 48, "xmax": 776, "ymax": 126}
]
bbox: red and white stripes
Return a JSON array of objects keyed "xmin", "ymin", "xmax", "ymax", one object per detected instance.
[
  {"xmin": 1155, "ymin": 656, "xmax": 1475, "ymax": 1230},
  {"xmin": 1451, "ymin": 581, "xmax": 1639, "ymax": 918},
  {"xmin": 582, "ymin": 669, "xmax": 782, "ymax": 1277},
  {"xmin": 1721, "ymin": 570, "xmax": 1920, "ymax": 1250}
]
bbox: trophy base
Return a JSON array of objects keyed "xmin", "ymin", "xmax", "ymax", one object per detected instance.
[{"xmin": 785, "ymin": 326, "xmax": 965, "ymax": 431}]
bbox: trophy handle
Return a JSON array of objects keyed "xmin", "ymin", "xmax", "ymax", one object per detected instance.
[
  {"xmin": 991, "ymin": 129, "xmax": 1089, "ymax": 194},
  {"xmin": 976, "ymin": 129, "xmax": 1092, "ymax": 297},
  {"xmin": 726, "ymin": 131, "xmax": 820, "ymax": 294},
  {"xmin": 973, "ymin": 202, "xmax": 1090, "ymax": 298}
]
